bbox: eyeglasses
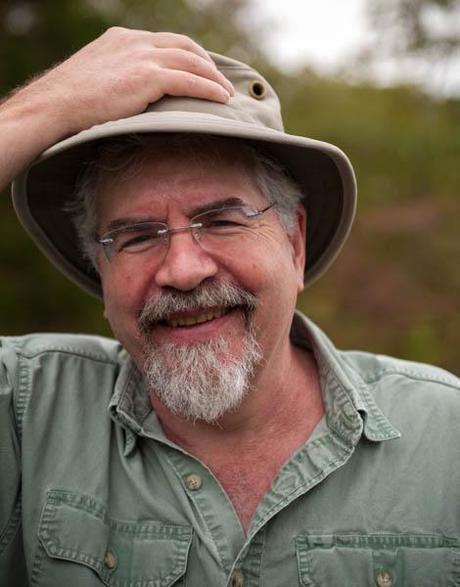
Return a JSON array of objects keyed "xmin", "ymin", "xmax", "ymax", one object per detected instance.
[{"xmin": 98, "ymin": 203, "xmax": 275, "ymax": 262}]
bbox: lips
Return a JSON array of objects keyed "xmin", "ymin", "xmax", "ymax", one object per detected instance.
[
  {"xmin": 166, "ymin": 307, "xmax": 228, "ymax": 328},
  {"xmin": 138, "ymin": 281, "xmax": 258, "ymax": 337}
]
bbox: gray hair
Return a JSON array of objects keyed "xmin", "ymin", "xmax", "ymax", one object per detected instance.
[{"xmin": 69, "ymin": 134, "xmax": 304, "ymax": 270}]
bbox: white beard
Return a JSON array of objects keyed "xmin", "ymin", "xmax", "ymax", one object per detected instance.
[{"xmin": 143, "ymin": 328, "xmax": 262, "ymax": 423}]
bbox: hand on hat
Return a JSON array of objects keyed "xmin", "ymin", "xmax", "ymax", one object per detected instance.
[{"xmin": 0, "ymin": 27, "xmax": 234, "ymax": 191}]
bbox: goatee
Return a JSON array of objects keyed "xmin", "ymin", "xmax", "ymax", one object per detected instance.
[{"xmin": 139, "ymin": 281, "xmax": 262, "ymax": 423}]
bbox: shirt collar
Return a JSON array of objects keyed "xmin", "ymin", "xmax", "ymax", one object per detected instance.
[
  {"xmin": 108, "ymin": 351, "xmax": 164, "ymax": 456},
  {"xmin": 109, "ymin": 312, "xmax": 401, "ymax": 456},
  {"xmin": 291, "ymin": 311, "xmax": 401, "ymax": 443}
]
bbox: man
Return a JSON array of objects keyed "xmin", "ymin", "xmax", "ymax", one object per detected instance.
[{"xmin": 1, "ymin": 28, "xmax": 459, "ymax": 586}]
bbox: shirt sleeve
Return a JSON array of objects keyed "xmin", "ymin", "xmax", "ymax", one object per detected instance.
[{"xmin": 0, "ymin": 338, "xmax": 27, "ymax": 584}]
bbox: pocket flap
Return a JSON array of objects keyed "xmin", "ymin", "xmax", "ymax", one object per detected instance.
[
  {"xmin": 296, "ymin": 533, "xmax": 460, "ymax": 587},
  {"xmin": 38, "ymin": 490, "xmax": 192, "ymax": 586}
]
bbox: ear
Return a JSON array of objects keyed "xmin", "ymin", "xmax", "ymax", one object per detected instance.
[{"xmin": 288, "ymin": 204, "xmax": 306, "ymax": 294}]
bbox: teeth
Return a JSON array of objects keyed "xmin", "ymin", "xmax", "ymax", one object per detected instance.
[{"xmin": 167, "ymin": 308, "xmax": 227, "ymax": 327}]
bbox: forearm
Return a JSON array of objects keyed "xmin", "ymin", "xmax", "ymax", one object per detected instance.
[{"xmin": 0, "ymin": 89, "xmax": 71, "ymax": 190}]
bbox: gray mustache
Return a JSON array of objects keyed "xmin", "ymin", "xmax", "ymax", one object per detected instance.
[{"xmin": 138, "ymin": 281, "xmax": 258, "ymax": 333}]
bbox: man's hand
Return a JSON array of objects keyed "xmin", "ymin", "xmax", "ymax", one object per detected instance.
[{"xmin": 0, "ymin": 28, "xmax": 234, "ymax": 190}]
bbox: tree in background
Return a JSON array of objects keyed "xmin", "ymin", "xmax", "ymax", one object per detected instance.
[
  {"xmin": 354, "ymin": 0, "xmax": 460, "ymax": 94},
  {"xmin": 367, "ymin": 0, "xmax": 460, "ymax": 55},
  {"xmin": 1, "ymin": 0, "xmax": 459, "ymax": 374}
]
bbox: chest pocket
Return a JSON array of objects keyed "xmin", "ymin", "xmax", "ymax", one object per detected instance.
[
  {"xmin": 36, "ymin": 490, "xmax": 192, "ymax": 587},
  {"xmin": 296, "ymin": 533, "xmax": 460, "ymax": 587}
]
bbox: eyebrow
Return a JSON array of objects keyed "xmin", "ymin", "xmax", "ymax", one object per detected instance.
[
  {"xmin": 187, "ymin": 196, "xmax": 246, "ymax": 217},
  {"xmin": 103, "ymin": 196, "xmax": 247, "ymax": 234},
  {"xmin": 104, "ymin": 217, "xmax": 157, "ymax": 234}
]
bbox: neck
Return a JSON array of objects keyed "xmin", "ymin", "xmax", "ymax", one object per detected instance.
[
  {"xmin": 151, "ymin": 341, "xmax": 324, "ymax": 532},
  {"xmin": 150, "ymin": 341, "xmax": 324, "ymax": 456}
]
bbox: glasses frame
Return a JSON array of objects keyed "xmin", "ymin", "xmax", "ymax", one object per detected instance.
[{"xmin": 98, "ymin": 202, "xmax": 275, "ymax": 262}]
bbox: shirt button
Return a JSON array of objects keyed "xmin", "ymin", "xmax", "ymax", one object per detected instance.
[
  {"xmin": 103, "ymin": 549, "xmax": 117, "ymax": 570},
  {"xmin": 376, "ymin": 571, "xmax": 393, "ymax": 586},
  {"xmin": 184, "ymin": 473, "xmax": 203, "ymax": 491},
  {"xmin": 231, "ymin": 569, "xmax": 244, "ymax": 587}
]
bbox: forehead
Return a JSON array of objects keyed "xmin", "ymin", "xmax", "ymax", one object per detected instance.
[{"xmin": 95, "ymin": 141, "xmax": 264, "ymax": 224}]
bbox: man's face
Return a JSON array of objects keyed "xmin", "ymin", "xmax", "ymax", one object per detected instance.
[{"xmin": 96, "ymin": 145, "xmax": 305, "ymax": 420}]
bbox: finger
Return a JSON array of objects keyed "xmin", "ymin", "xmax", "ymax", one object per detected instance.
[
  {"xmin": 149, "ymin": 32, "xmax": 215, "ymax": 65},
  {"xmin": 157, "ymin": 70, "xmax": 231, "ymax": 103},
  {"xmin": 152, "ymin": 48, "xmax": 234, "ymax": 96}
]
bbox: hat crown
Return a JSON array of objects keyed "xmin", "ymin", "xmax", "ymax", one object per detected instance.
[{"xmin": 147, "ymin": 52, "xmax": 284, "ymax": 132}]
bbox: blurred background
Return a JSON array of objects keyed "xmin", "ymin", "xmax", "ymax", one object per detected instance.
[{"xmin": 0, "ymin": 0, "xmax": 459, "ymax": 374}]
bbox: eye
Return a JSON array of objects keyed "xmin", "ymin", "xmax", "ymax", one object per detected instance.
[
  {"xmin": 197, "ymin": 207, "xmax": 252, "ymax": 230},
  {"xmin": 116, "ymin": 224, "xmax": 165, "ymax": 253}
]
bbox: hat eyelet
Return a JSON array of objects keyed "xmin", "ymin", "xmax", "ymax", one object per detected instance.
[{"xmin": 248, "ymin": 80, "xmax": 266, "ymax": 100}]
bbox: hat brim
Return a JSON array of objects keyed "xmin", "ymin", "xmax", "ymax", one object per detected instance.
[{"xmin": 12, "ymin": 110, "xmax": 356, "ymax": 298}]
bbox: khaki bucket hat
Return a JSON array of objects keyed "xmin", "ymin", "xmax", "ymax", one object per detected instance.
[{"xmin": 12, "ymin": 52, "xmax": 357, "ymax": 298}]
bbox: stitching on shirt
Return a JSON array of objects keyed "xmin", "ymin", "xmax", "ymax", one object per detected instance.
[
  {"xmin": 313, "ymin": 352, "xmax": 365, "ymax": 443},
  {"xmin": 296, "ymin": 533, "xmax": 460, "ymax": 548},
  {"xmin": 360, "ymin": 368, "xmax": 460, "ymax": 390},
  {"xmin": 43, "ymin": 489, "xmax": 192, "ymax": 537},
  {"xmin": 160, "ymin": 449, "xmax": 231, "ymax": 571},
  {"xmin": 30, "ymin": 540, "xmax": 47, "ymax": 587},
  {"xmin": 453, "ymin": 549, "xmax": 460, "ymax": 585},
  {"xmin": 3, "ymin": 336, "xmax": 120, "ymax": 364},
  {"xmin": 338, "ymin": 353, "xmax": 453, "ymax": 439},
  {"xmin": 14, "ymin": 352, "xmax": 33, "ymax": 441},
  {"xmin": 0, "ymin": 499, "xmax": 22, "ymax": 555},
  {"xmin": 253, "ymin": 436, "xmax": 354, "ymax": 535},
  {"xmin": 17, "ymin": 346, "xmax": 119, "ymax": 364},
  {"xmin": 255, "ymin": 451, "xmax": 348, "ymax": 533},
  {"xmin": 0, "ymin": 348, "xmax": 31, "ymax": 564},
  {"xmin": 354, "ymin": 385, "xmax": 401, "ymax": 440},
  {"xmin": 338, "ymin": 351, "xmax": 459, "ymax": 390},
  {"xmin": 34, "ymin": 490, "xmax": 192, "ymax": 586}
]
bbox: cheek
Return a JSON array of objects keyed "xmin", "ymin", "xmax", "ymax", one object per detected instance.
[
  {"xmin": 101, "ymin": 269, "xmax": 147, "ymax": 340},
  {"xmin": 101, "ymin": 263, "xmax": 148, "ymax": 307}
]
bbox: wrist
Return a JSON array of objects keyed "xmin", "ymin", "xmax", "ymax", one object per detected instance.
[{"xmin": 4, "ymin": 75, "xmax": 81, "ymax": 145}]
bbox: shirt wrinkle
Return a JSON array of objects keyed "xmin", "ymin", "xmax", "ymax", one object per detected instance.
[
  {"xmin": 292, "ymin": 312, "xmax": 401, "ymax": 444},
  {"xmin": 3, "ymin": 318, "xmax": 458, "ymax": 585}
]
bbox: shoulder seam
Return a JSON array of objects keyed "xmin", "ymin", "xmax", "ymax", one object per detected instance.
[
  {"xmin": 16, "ymin": 346, "xmax": 119, "ymax": 364},
  {"xmin": 3, "ymin": 338, "xmax": 120, "ymax": 364},
  {"xmin": 360, "ymin": 368, "xmax": 460, "ymax": 391}
]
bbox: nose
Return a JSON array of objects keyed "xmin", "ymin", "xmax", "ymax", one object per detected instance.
[{"xmin": 153, "ymin": 230, "xmax": 219, "ymax": 291}]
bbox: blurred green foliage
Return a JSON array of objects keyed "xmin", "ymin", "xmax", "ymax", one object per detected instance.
[{"xmin": 0, "ymin": 0, "xmax": 458, "ymax": 374}]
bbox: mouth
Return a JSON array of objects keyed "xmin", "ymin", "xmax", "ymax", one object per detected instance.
[
  {"xmin": 163, "ymin": 306, "xmax": 230, "ymax": 328},
  {"xmin": 145, "ymin": 306, "xmax": 242, "ymax": 344},
  {"xmin": 138, "ymin": 280, "xmax": 258, "ymax": 338}
]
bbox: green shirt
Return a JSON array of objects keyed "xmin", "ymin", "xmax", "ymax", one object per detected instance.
[{"xmin": 1, "ymin": 313, "xmax": 459, "ymax": 586}]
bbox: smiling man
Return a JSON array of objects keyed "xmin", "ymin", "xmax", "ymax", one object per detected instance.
[
  {"xmin": 91, "ymin": 137, "xmax": 308, "ymax": 431},
  {"xmin": 1, "ymin": 28, "xmax": 459, "ymax": 586}
]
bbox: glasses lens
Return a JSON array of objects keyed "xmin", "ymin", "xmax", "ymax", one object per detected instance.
[
  {"xmin": 112, "ymin": 222, "xmax": 167, "ymax": 254},
  {"xmin": 100, "ymin": 205, "xmax": 272, "ymax": 261},
  {"xmin": 190, "ymin": 206, "xmax": 263, "ymax": 254},
  {"xmin": 194, "ymin": 206, "xmax": 260, "ymax": 234}
]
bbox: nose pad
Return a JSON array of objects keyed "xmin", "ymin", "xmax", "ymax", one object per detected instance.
[{"xmin": 154, "ymin": 230, "xmax": 218, "ymax": 291}]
